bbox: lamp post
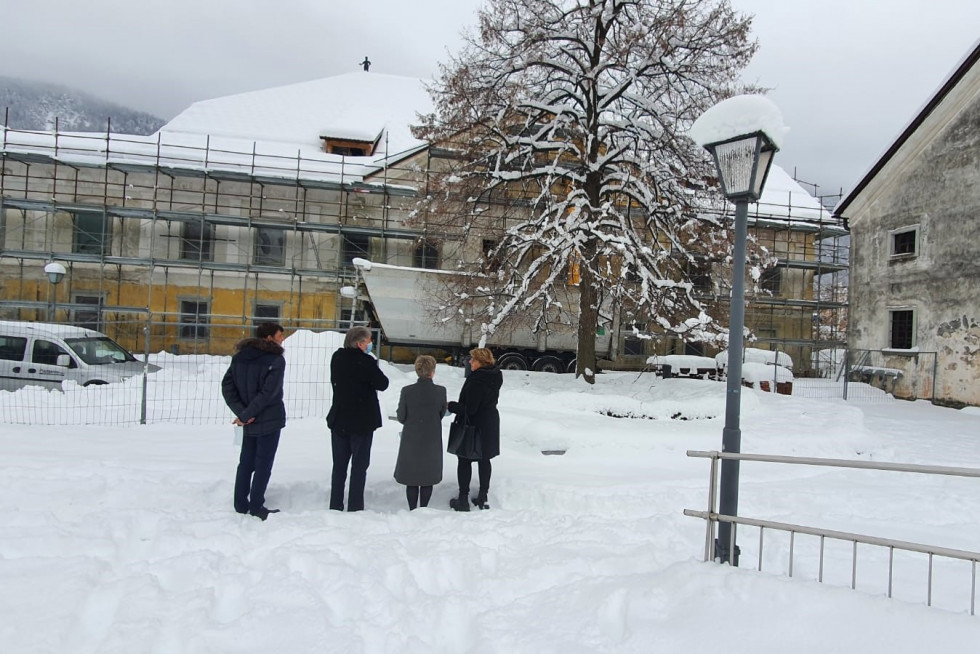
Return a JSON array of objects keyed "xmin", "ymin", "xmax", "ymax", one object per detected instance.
[
  {"xmin": 689, "ymin": 96, "xmax": 783, "ymax": 565},
  {"xmin": 43, "ymin": 262, "xmax": 66, "ymax": 322}
]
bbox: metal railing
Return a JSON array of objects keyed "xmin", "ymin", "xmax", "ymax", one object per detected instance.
[{"xmin": 685, "ymin": 450, "xmax": 980, "ymax": 615}]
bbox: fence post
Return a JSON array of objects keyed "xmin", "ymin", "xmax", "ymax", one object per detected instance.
[
  {"xmin": 140, "ymin": 321, "xmax": 150, "ymax": 425},
  {"xmin": 773, "ymin": 348, "xmax": 779, "ymax": 392},
  {"xmin": 843, "ymin": 349, "xmax": 851, "ymax": 401}
]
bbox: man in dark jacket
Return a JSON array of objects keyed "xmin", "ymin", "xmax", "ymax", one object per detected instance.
[
  {"xmin": 221, "ymin": 322, "xmax": 286, "ymax": 520},
  {"xmin": 327, "ymin": 325, "xmax": 390, "ymax": 511}
]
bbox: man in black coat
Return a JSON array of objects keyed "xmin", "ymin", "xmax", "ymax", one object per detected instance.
[
  {"xmin": 221, "ymin": 322, "xmax": 286, "ymax": 520},
  {"xmin": 327, "ymin": 325, "xmax": 390, "ymax": 511}
]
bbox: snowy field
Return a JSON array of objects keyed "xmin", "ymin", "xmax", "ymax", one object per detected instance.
[{"xmin": 3, "ymin": 330, "xmax": 980, "ymax": 652}]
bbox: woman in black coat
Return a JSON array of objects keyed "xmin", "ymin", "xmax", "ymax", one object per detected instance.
[{"xmin": 447, "ymin": 347, "xmax": 502, "ymax": 511}]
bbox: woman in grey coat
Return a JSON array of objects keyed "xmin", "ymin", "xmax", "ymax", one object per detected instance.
[{"xmin": 394, "ymin": 355, "xmax": 448, "ymax": 509}]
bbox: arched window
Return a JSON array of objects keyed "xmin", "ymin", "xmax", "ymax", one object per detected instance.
[{"xmin": 413, "ymin": 239, "xmax": 440, "ymax": 269}]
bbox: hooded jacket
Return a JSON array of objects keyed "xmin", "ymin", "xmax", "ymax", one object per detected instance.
[
  {"xmin": 327, "ymin": 346, "xmax": 390, "ymax": 433},
  {"xmin": 221, "ymin": 337, "xmax": 286, "ymax": 437}
]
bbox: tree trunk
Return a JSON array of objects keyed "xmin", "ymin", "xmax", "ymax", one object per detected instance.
[{"xmin": 576, "ymin": 256, "xmax": 599, "ymax": 385}]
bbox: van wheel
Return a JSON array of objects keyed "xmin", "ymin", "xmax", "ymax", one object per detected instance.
[
  {"xmin": 532, "ymin": 356, "xmax": 565, "ymax": 373},
  {"xmin": 495, "ymin": 352, "xmax": 528, "ymax": 370},
  {"xmin": 566, "ymin": 358, "xmax": 577, "ymax": 374}
]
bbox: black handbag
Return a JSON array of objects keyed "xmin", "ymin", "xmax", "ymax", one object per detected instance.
[{"xmin": 447, "ymin": 411, "xmax": 482, "ymax": 459}]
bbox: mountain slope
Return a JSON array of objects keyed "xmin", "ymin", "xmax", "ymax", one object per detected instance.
[{"xmin": 0, "ymin": 76, "xmax": 165, "ymax": 135}]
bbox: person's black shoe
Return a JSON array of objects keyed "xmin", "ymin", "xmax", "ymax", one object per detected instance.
[
  {"xmin": 235, "ymin": 506, "xmax": 248, "ymax": 515},
  {"xmin": 249, "ymin": 507, "xmax": 280, "ymax": 521},
  {"xmin": 449, "ymin": 495, "xmax": 470, "ymax": 512},
  {"xmin": 472, "ymin": 497, "xmax": 490, "ymax": 510}
]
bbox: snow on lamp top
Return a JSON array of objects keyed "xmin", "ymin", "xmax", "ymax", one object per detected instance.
[
  {"xmin": 689, "ymin": 95, "xmax": 786, "ymax": 201},
  {"xmin": 688, "ymin": 94, "xmax": 788, "ymax": 149},
  {"xmin": 44, "ymin": 261, "xmax": 66, "ymax": 284}
]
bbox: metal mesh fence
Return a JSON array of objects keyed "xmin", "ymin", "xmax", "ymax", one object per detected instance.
[
  {"xmin": 0, "ymin": 315, "xmax": 941, "ymax": 425},
  {"xmin": 0, "ymin": 320, "xmax": 361, "ymax": 426},
  {"xmin": 792, "ymin": 348, "xmax": 937, "ymax": 403}
]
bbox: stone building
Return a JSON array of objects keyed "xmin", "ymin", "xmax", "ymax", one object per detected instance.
[
  {"xmin": 1, "ymin": 71, "xmax": 845, "ymax": 369},
  {"xmin": 836, "ymin": 41, "xmax": 980, "ymax": 406}
]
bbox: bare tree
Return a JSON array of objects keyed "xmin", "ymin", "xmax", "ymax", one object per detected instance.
[{"xmin": 415, "ymin": 0, "xmax": 758, "ymax": 383}]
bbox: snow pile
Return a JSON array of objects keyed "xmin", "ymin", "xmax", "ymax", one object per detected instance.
[
  {"xmin": 717, "ymin": 347, "xmax": 795, "ymax": 370},
  {"xmin": 647, "ymin": 354, "xmax": 719, "ymax": 373},
  {"xmin": 742, "ymin": 361, "xmax": 794, "ymax": 384}
]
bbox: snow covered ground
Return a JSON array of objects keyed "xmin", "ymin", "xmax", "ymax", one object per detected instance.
[{"xmin": 3, "ymin": 330, "xmax": 980, "ymax": 653}]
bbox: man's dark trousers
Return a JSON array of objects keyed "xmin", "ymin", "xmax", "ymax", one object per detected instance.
[
  {"xmin": 235, "ymin": 430, "xmax": 282, "ymax": 514},
  {"xmin": 330, "ymin": 429, "xmax": 373, "ymax": 511}
]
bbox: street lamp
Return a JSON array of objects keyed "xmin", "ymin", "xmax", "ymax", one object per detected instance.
[
  {"xmin": 43, "ymin": 261, "xmax": 66, "ymax": 322},
  {"xmin": 689, "ymin": 95, "xmax": 784, "ymax": 565}
]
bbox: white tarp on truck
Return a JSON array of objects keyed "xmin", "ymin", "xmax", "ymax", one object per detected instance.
[{"xmin": 351, "ymin": 258, "xmax": 611, "ymax": 360}]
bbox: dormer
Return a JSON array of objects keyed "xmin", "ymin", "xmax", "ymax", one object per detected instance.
[{"xmin": 319, "ymin": 129, "xmax": 384, "ymax": 157}]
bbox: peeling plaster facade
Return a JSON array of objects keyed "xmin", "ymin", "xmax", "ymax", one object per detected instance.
[{"xmin": 838, "ymin": 42, "xmax": 980, "ymax": 407}]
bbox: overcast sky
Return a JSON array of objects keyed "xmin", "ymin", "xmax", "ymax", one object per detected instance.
[{"xmin": 1, "ymin": 0, "xmax": 978, "ymax": 199}]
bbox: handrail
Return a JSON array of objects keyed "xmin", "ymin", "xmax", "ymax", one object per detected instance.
[
  {"xmin": 686, "ymin": 449, "xmax": 980, "ymax": 615},
  {"xmin": 686, "ymin": 450, "xmax": 980, "ymax": 479}
]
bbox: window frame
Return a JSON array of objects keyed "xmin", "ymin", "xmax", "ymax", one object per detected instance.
[
  {"xmin": 887, "ymin": 307, "xmax": 916, "ymax": 350},
  {"xmin": 0, "ymin": 336, "xmax": 27, "ymax": 362},
  {"xmin": 71, "ymin": 294, "xmax": 104, "ymax": 332},
  {"xmin": 72, "ymin": 210, "xmax": 111, "ymax": 257},
  {"xmin": 342, "ymin": 233, "xmax": 371, "ymax": 267},
  {"xmin": 412, "ymin": 239, "xmax": 440, "ymax": 270},
  {"xmin": 31, "ymin": 339, "xmax": 76, "ymax": 367},
  {"xmin": 889, "ymin": 225, "xmax": 919, "ymax": 260},
  {"xmin": 253, "ymin": 227, "xmax": 286, "ymax": 266},
  {"xmin": 686, "ymin": 259, "xmax": 712, "ymax": 293},
  {"xmin": 180, "ymin": 219, "xmax": 216, "ymax": 262},
  {"xmin": 252, "ymin": 302, "xmax": 281, "ymax": 326},
  {"xmin": 760, "ymin": 266, "xmax": 782, "ymax": 295},
  {"xmin": 178, "ymin": 299, "xmax": 210, "ymax": 341}
]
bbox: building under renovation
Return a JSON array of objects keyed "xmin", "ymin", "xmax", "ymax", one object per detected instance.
[{"xmin": 0, "ymin": 71, "xmax": 847, "ymax": 372}]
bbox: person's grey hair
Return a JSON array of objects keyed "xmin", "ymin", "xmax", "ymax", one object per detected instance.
[
  {"xmin": 414, "ymin": 355, "xmax": 437, "ymax": 379},
  {"xmin": 344, "ymin": 325, "xmax": 372, "ymax": 349}
]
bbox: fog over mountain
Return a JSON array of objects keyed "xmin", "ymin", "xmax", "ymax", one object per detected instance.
[{"xmin": 0, "ymin": 76, "xmax": 165, "ymax": 135}]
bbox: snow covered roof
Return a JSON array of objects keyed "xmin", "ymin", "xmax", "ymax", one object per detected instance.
[
  {"xmin": 160, "ymin": 72, "xmax": 432, "ymax": 159},
  {"xmin": 750, "ymin": 164, "xmax": 833, "ymax": 223},
  {"xmin": 0, "ymin": 72, "xmax": 435, "ymax": 190},
  {"xmin": 0, "ymin": 71, "xmax": 836, "ymax": 225}
]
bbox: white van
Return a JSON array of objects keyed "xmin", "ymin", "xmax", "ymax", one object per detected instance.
[{"xmin": 0, "ymin": 321, "xmax": 160, "ymax": 391}]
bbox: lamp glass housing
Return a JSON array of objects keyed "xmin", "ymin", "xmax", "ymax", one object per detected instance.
[{"xmin": 706, "ymin": 131, "xmax": 777, "ymax": 202}]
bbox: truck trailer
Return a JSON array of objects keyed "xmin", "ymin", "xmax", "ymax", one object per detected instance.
[{"xmin": 350, "ymin": 258, "xmax": 612, "ymax": 372}]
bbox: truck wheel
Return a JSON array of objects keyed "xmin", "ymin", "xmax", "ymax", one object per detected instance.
[
  {"xmin": 495, "ymin": 352, "xmax": 528, "ymax": 370},
  {"xmin": 566, "ymin": 358, "xmax": 577, "ymax": 373},
  {"xmin": 532, "ymin": 355, "xmax": 565, "ymax": 374}
]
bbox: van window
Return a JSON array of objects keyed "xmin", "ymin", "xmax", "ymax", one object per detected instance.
[
  {"xmin": 0, "ymin": 336, "xmax": 27, "ymax": 361},
  {"xmin": 64, "ymin": 337, "xmax": 136, "ymax": 365},
  {"xmin": 32, "ymin": 340, "xmax": 77, "ymax": 367}
]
